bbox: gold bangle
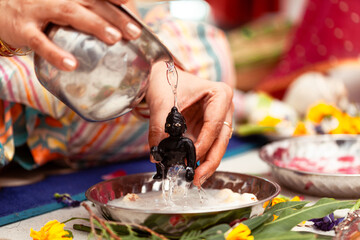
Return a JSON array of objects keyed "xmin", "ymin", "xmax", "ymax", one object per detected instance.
[{"xmin": 0, "ymin": 39, "xmax": 32, "ymax": 57}]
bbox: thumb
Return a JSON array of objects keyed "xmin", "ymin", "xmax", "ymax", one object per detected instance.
[{"xmin": 148, "ymin": 121, "xmax": 166, "ymax": 149}]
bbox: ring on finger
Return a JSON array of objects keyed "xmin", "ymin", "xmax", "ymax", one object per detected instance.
[{"xmin": 223, "ymin": 121, "xmax": 234, "ymax": 139}]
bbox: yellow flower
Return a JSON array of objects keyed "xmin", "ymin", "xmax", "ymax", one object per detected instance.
[
  {"xmin": 258, "ymin": 116, "xmax": 282, "ymax": 127},
  {"xmin": 263, "ymin": 196, "xmax": 286, "ymax": 208},
  {"xmin": 30, "ymin": 220, "xmax": 72, "ymax": 240},
  {"xmin": 290, "ymin": 196, "xmax": 301, "ymax": 201},
  {"xmin": 263, "ymin": 195, "xmax": 302, "ymax": 208},
  {"xmin": 341, "ymin": 114, "xmax": 359, "ymax": 134},
  {"xmin": 351, "ymin": 117, "xmax": 360, "ymax": 133},
  {"xmin": 226, "ymin": 223, "xmax": 254, "ymax": 240},
  {"xmin": 306, "ymin": 102, "xmax": 342, "ymax": 124}
]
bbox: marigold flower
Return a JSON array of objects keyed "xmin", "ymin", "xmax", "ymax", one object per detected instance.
[
  {"xmin": 306, "ymin": 102, "xmax": 342, "ymax": 124},
  {"xmin": 263, "ymin": 195, "xmax": 302, "ymax": 208},
  {"xmin": 30, "ymin": 220, "xmax": 72, "ymax": 240},
  {"xmin": 258, "ymin": 116, "xmax": 282, "ymax": 127},
  {"xmin": 351, "ymin": 117, "xmax": 360, "ymax": 133},
  {"xmin": 226, "ymin": 223, "xmax": 254, "ymax": 240},
  {"xmin": 290, "ymin": 196, "xmax": 302, "ymax": 201},
  {"xmin": 263, "ymin": 196, "xmax": 286, "ymax": 208},
  {"xmin": 337, "ymin": 114, "xmax": 360, "ymax": 134}
]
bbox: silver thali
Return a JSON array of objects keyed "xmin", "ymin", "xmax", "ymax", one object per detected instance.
[
  {"xmin": 86, "ymin": 171, "xmax": 280, "ymax": 236},
  {"xmin": 260, "ymin": 134, "xmax": 360, "ymax": 198}
]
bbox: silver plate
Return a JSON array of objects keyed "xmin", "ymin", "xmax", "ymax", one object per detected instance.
[
  {"xmin": 259, "ymin": 134, "xmax": 360, "ymax": 198},
  {"xmin": 86, "ymin": 171, "xmax": 280, "ymax": 236}
]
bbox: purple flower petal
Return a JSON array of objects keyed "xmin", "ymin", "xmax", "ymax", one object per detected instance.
[{"xmin": 309, "ymin": 213, "xmax": 343, "ymax": 231}]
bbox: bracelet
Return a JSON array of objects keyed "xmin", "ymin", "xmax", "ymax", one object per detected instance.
[{"xmin": 0, "ymin": 39, "xmax": 32, "ymax": 57}]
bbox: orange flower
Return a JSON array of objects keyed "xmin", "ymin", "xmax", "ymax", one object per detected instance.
[
  {"xmin": 30, "ymin": 220, "xmax": 72, "ymax": 240},
  {"xmin": 293, "ymin": 121, "xmax": 307, "ymax": 136},
  {"xmin": 226, "ymin": 223, "xmax": 254, "ymax": 240}
]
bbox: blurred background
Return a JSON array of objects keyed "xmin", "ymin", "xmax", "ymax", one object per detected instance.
[
  {"xmin": 137, "ymin": 0, "xmax": 360, "ymax": 139},
  {"xmin": 137, "ymin": 0, "xmax": 307, "ymax": 92}
]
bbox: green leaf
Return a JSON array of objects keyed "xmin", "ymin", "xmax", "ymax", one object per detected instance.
[
  {"xmin": 206, "ymin": 234, "xmax": 226, "ymax": 240},
  {"xmin": 243, "ymin": 212, "xmax": 274, "ymax": 231},
  {"xmin": 180, "ymin": 224, "xmax": 229, "ymax": 240},
  {"xmin": 151, "ymin": 235, "xmax": 166, "ymax": 240},
  {"xmin": 62, "ymin": 217, "xmax": 90, "ymax": 224},
  {"xmin": 180, "ymin": 230, "xmax": 202, "ymax": 240},
  {"xmin": 350, "ymin": 198, "xmax": 360, "ymax": 212},
  {"xmin": 107, "ymin": 223, "xmax": 130, "ymax": 235},
  {"xmin": 144, "ymin": 208, "xmax": 250, "ymax": 237},
  {"xmin": 253, "ymin": 231, "xmax": 319, "ymax": 240},
  {"xmin": 264, "ymin": 201, "xmax": 309, "ymax": 215},
  {"xmin": 235, "ymin": 124, "xmax": 276, "ymax": 136},
  {"xmin": 201, "ymin": 224, "xmax": 230, "ymax": 236},
  {"xmin": 63, "ymin": 230, "xmax": 73, "ymax": 238},
  {"xmin": 188, "ymin": 208, "xmax": 251, "ymax": 232},
  {"xmin": 73, "ymin": 224, "xmax": 93, "ymax": 234},
  {"xmin": 258, "ymin": 198, "xmax": 354, "ymax": 234},
  {"xmin": 244, "ymin": 201, "xmax": 308, "ymax": 233}
]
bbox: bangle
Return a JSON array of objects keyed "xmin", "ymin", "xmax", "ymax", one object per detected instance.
[{"xmin": 0, "ymin": 39, "xmax": 32, "ymax": 57}]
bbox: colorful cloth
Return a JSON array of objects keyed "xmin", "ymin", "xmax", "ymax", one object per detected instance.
[{"xmin": 0, "ymin": 6, "xmax": 235, "ymax": 170}]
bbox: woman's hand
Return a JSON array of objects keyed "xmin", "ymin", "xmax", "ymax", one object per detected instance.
[
  {"xmin": 146, "ymin": 62, "xmax": 234, "ymax": 187},
  {"xmin": 0, "ymin": 0, "xmax": 141, "ymax": 71}
]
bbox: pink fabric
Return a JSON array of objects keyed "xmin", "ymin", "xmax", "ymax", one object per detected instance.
[{"xmin": 257, "ymin": 0, "xmax": 360, "ymax": 98}]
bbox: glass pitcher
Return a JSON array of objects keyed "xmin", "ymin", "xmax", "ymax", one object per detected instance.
[{"xmin": 34, "ymin": 5, "xmax": 175, "ymax": 122}]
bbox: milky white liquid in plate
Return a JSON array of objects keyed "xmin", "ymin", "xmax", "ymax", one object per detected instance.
[{"xmin": 108, "ymin": 188, "xmax": 257, "ymax": 212}]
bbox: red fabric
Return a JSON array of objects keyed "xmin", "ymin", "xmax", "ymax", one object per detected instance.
[
  {"xmin": 206, "ymin": 0, "xmax": 279, "ymax": 29},
  {"xmin": 256, "ymin": 0, "xmax": 360, "ymax": 98}
]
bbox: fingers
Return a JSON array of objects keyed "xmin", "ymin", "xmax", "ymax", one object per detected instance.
[
  {"xmin": 108, "ymin": 0, "xmax": 129, "ymax": 4},
  {"xmin": 194, "ymin": 82, "xmax": 234, "ymax": 160},
  {"xmin": 26, "ymin": 0, "xmax": 142, "ymax": 70},
  {"xmin": 193, "ymin": 103, "xmax": 234, "ymax": 187},
  {"xmin": 45, "ymin": 1, "xmax": 122, "ymax": 44},
  {"xmin": 82, "ymin": 1, "xmax": 142, "ymax": 40},
  {"xmin": 24, "ymin": 25, "xmax": 78, "ymax": 71}
]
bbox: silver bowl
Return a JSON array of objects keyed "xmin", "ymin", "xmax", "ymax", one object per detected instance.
[
  {"xmin": 85, "ymin": 171, "xmax": 280, "ymax": 237},
  {"xmin": 34, "ymin": 5, "xmax": 174, "ymax": 122},
  {"xmin": 259, "ymin": 134, "xmax": 360, "ymax": 198}
]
